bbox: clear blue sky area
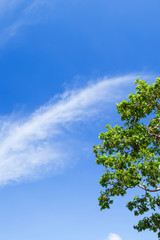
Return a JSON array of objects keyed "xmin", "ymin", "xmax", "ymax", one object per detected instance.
[{"xmin": 0, "ymin": 1, "xmax": 159, "ymax": 240}]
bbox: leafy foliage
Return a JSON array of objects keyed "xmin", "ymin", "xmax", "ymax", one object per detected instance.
[{"xmin": 93, "ymin": 78, "xmax": 160, "ymax": 237}]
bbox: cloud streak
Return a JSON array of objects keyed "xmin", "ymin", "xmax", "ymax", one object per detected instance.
[
  {"xmin": 0, "ymin": 0, "xmax": 52, "ymax": 45},
  {"xmin": 0, "ymin": 74, "xmax": 153, "ymax": 185},
  {"xmin": 106, "ymin": 233, "xmax": 122, "ymax": 240}
]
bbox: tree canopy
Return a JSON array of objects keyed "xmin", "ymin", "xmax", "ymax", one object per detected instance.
[{"xmin": 93, "ymin": 78, "xmax": 160, "ymax": 238}]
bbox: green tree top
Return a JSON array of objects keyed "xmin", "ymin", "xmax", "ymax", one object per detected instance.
[{"xmin": 93, "ymin": 78, "xmax": 160, "ymax": 238}]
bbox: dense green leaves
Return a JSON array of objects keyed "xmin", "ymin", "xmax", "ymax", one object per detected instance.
[{"xmin": 93, "ymin": 78, "xmax": 160, "ymax": 238}]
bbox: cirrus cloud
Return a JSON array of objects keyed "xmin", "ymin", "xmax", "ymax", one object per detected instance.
[
  {"xmin": 0, "ymin": 74, "xmax": 154, "ymax": 185},
  {"xmin": 0, "ymin": 0, "xmax": 53, "ymax": 45},
  {"xmin": 106, "ymin": 233, "xmax": 122, "ymax": 240}
]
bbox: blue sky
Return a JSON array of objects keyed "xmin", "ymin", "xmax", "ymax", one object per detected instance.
[{"xmin": 0, "ymin": 0, "xmax": 159, "ymax": 239}]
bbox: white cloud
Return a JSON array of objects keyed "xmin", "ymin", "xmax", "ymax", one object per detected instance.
[
  {"xmin": 106, "ymin": 233, "xmax": 122, "ymax": 240},
  {"xmin": 0, "ymin": 0, "xmax": 53, "ymax": 45},
  {"xmin": 0, "ymin": 74, "xmax": 154, "ymax": 185}
]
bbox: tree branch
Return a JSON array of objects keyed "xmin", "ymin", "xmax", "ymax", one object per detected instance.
[{"xmin": 138, "ymin": 184, "xmax": 160, "ymax": 192}]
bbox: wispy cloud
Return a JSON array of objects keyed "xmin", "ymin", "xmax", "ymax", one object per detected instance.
[
  {"xmin": 0, "ymin": 0, "xmax": 52, "ymax": 45},
  {"xmin": 106, "ymin": 233, "xmax": 122, "ymax": 240},
  {"xmin": 0, "ymin": 74, "xmax": 153, "ymax": 185}
]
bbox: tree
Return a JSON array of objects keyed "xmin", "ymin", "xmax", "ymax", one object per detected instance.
[{"xmin": 93, "ymin": 78, "xmax": 160, "ymax": 238}]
